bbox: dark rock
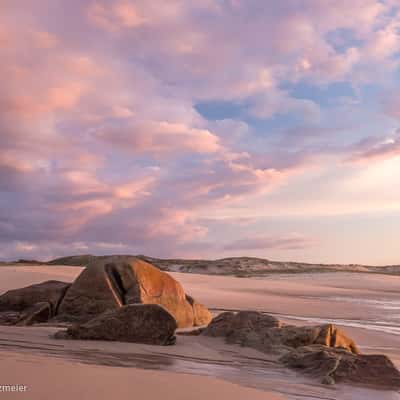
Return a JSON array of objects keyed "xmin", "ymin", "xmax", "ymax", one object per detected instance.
[
  {"xmin": 0, "ymin": 311, "xmax": 21, "ymax": 325},
  {"xmin": 55, "ymin": 304, "xmax": 177, "ymax": 345},
  {"xmin": 202, "ymin": 311, "xmax": 236, "ymax": 337},
  {"xmin": 203, "ymin": 310, "xmax": 281, "ymax": 341},
  {"xmin": 0, "ymin": 280, "xmax": 70, "ymax": 316},
  {"xmin": 281, "ymin": 345, "xmax": 400, "ymax": 390}
]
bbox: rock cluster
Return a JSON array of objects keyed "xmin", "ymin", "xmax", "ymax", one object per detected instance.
[
  {"xmin": 203, "ymin": 311, "xmax": 359, "ymax": 353},
  {"xmin": 203, "ymin": 311, "xmax": 400, "ymax": 389},
  {"xmin": 0, "ymin": 256, "xmax": 212, "ymax": 332}
]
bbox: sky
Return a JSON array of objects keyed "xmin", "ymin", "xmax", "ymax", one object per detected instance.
[{"xmin": 1, "ymin": 0, "xmax": 400, "ymax": 264}]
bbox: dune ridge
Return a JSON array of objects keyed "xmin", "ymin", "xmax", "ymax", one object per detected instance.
[{"xmin": 7, "ymin": 254, "xmax": 399, "ymax": 277}]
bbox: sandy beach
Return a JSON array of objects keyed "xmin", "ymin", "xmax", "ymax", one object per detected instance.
[{"xmin": 0, "ymin": 265, "xmax": 399, "ymax": 400}]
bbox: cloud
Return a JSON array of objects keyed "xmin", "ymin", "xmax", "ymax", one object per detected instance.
[
  {"xmin": 88, "ymin": 1, "xmax": 147, "ymax": 32},
  {"xmin": 1, "ymin": 0, "xmax": 400, "ymax": 262},
  {"xmin": 382, "ymin": 92, "xmax": 400, "ymax": 120},
  {"xmin": 31, "ymin": 30, "xmax": 59, "ymax": 49},
  {"xmin": 349, "ymin": 130, "xmax": 400, "ymax": 163},
  {"xmin": 94, "ymin": 120, "xmax": 221, "ymax": 155}
]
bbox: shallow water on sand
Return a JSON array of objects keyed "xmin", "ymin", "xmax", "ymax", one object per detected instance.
[
  {"xmin": 276, "ymin": 296, "xmax": 400, "ymax": 336},
  {"xmin": 254, "ymin": 272, "xmax": 400, "ymax": 337}
]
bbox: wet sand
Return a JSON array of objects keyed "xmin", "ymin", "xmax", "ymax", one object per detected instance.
[
  {"xmin": 0, "ymin": 266, "xmax": 400, "ymax": 399},
  {"xmin": 0, "ymin": 350, "xmax": 287, "ymax": 400}
]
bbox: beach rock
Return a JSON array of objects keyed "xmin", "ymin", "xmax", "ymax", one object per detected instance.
[
  {"xmin": 16, "ymin": 302, "xmax": 52, "ymax": 326},
  {"xmin": 204, "ymin": 311, "xmax": 285, "ymax": 351},
  {"xmin": 57, "ymin": 256, "xmax": 209, "ymax": 327},
  {"xmin": 203, "ymin": 311, "xmax": 281, "ymax": 341},
  {"xmin": 260, "ymin": 323, "xmax": 359, "ymax": 354},
  {"xmin": 202, "ymin": 311, "xmax": 237, "ymax": 337},
  {"xmin": 281, "ymin": 345, "xmax": 400, "ymax": 390},
  {"xmin": 185, "ymin": 295, "xmax": 212, "ymax": 326},
  {"xmin": 0, "ymin": 280, "xmax": 70, "ymax": 315},
  {"xmin": 203, "ymin": 312, "xmax": 358, "ymax": 354},
  {"xmin": 55, "ymin": 304, "xmax": 177, "ymax": 345}
]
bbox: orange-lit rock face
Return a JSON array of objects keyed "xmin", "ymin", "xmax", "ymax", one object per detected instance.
[{"xmin": 314, "ymin": 324, "xmax": 360, "ymax": 354}]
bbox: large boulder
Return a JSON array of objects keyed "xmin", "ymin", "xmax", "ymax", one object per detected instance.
[
  {"xmin": 55, "ymin": 304, "xmax": 177, "ymax": 345},
  {"xmin": 281, "ymin": 345, "xmax": 400, "ymax": 389},
  {"xmin": 57, "ymin": 256, "xmax": 210, "ymax": 328}
]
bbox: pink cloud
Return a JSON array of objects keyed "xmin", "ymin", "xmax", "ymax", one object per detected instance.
[
  {"xmin": 46, "ymin": 82, "xmax": 87, "ymax": 111},
  {"xmin": 363, "ymin": 22, "xmax": 400, "ymax": 60},
  {"xmin": 30, "ymin": 30, "xmax": 59, "ymax": 49},
  {"xmin": 94, "ymin": 120, "xmax": 221, "ymax": 155},
  {"xmin": 88, "ymin": 1, "xmax": 146, "ymax": 32},
  {"xmin": 349, "ymin": 131, "xmax": 400, "ymax": 163}
]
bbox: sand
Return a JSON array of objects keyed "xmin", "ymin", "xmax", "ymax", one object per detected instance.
[
  {"xmin": 0, "ymin": 350, "xmax": 287, "ymax": 400},
  {"xmin": 0, "ymin": 265, "xmax": 400, "ymax": 399}
]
